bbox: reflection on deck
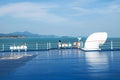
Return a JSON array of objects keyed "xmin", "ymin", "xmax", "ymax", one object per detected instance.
[
  {"xmin": 0, "ymin": 52, "xmax": 37, "ymax": 76},
  {"xmin": 85, "ymin": 52, "xmax": 109, "ymax": 72},
  {"xmin": 0, "ymin": 53, "xmax": 33, "ymax": 60}
]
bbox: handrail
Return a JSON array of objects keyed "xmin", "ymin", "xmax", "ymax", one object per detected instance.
[{"xmin": 0, "ymin": 40, "xmax": 120, "ymax": 52}]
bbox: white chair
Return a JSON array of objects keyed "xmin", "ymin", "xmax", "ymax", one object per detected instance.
[{"xmin": 13, "ymin": 46, "xmax": 17, "ymax": 50}]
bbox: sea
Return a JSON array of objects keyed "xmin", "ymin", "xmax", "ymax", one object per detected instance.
[{"xmin": 0, "ymin": 37, "xmax": 120, "ymax": 80}]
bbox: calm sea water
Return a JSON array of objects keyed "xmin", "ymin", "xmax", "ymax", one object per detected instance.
[
  {"xmin": 0, "ymin": 37, "xmax": 78, "ymax": 43},
  {"xmin": 0, "ymin": 49, "xmax": 120, "ymax": 80}
]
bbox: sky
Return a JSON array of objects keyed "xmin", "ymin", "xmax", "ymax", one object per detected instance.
[{"xmin": 0, "ymin": 0, "xmax": 120, "ymax": 37}]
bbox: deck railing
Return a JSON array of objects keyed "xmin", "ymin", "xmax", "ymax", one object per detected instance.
[{"xmin": 0, "ymin": 40, "xmax": 120, "ymax": 52}]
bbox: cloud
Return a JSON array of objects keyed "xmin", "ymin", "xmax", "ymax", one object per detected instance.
[
  {"xmin": 69, "ymin": 0, "xmax": 97, "ymax": 7},
  {"xmin": 69, "ymin": 0, "xmax": 120, "ymax": 16},
  {"xmin": 0, "ymin": 2, "xmax": 66, "ymax": 23},
  {"xmin": 71, "ymin": 4, "xmax": 120, "ymax": 15}
]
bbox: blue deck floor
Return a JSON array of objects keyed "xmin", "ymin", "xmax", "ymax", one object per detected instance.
[{"xmin": 0, "ymin": 49, "xmax": 120, "ymax": 80}]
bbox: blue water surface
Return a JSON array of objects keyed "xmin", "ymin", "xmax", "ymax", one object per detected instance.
[{"xmin": 0, "ymin": 49, "xmax": 120, "ymax": 80}]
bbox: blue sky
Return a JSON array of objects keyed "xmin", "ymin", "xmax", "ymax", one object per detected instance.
[{"xmin": 0, "ymin": 0, "xmax": 120, "ymax": 37}]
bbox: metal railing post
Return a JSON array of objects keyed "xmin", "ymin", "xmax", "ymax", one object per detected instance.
[
  {"xmin": 25, "ymin": 43, "xmax": 27, "ymax": 52},
  {"xmin": 2, "ymin": 44, "xmax": 4, "ymax": 51},
  {"xmin": 47, "ymin": 42, "xmax": 48, "ymax": 50},
  {"xmin": 36, "ymin": 42, "xmax": 38, "ymax": 50},
  {"xmin": 49, "ymin": 42, "xmax": 51, "ymax": 50},
  {"xmin": 111, "ymin": 40, "xmax": 113, "ymax": 50}
]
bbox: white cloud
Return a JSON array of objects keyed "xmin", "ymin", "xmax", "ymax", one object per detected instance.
[
  {"xmin": 0, "ymin": 2, "xmax": 66, "ymax": 23},
  {"xmin": 70, "ymin": 0, "xmax": 97, "ymax": 7},
  {"xmin": 68, "ymin": 0, "xmax": 120, "ymax": 16},
  {"xmin": 71, "ymin": 4, "xmax": 120, "ymax": 16}
]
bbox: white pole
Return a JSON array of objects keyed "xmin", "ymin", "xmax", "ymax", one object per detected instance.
[
  {"xmin": 25, "ymin": 43, "xmax": 27, "ymax": 52},
  {"xmin": 2, "ymin": 44, "xmax": 4, "ymax": 51},
  {"xmin": 111, "ymin": 40, "xmax": 113, "ymax": 50},
  {"xmin": 36, "ymin": 42, "xmax": 38, "ymax": 50},
  {"xmin": 47, "ymin": 42, "xmax": 48, "ymax": 50},
  {"xmin": 77, "ymin": 37, "xmax": 81, "ymax": 49},
  {"xmin": 49, "ymin": 42, "xmax": 51, "ymax": 50}
]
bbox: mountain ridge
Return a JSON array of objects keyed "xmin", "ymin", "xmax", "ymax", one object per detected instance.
[{"xmin": 0, "ymin": 31, "xmax": 70, "ymax": 38}]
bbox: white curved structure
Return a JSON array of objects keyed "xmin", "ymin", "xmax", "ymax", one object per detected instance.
[{"xmin": 83, "ymin": 32, "xmax": 108, "ymax": 50}]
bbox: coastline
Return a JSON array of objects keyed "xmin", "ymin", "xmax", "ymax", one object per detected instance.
[{"xmin": 0, "ymin": 36, "xmax": 25, "ymax": 38}]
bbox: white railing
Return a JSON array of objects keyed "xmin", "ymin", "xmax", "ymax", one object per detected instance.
[
  {"xmin": 0, "ymin": 40, "xmax": 120, "ymax": 52},
  {"xmin": 0, "ymin": 42, "xmax": 81, "ymax": 52}
]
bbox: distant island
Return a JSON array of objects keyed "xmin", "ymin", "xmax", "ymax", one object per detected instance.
[
  {"xmin": 0, "ymin": 36, "xmax": 24, "ymax": 38},
  {"xmin": 0, "ymin": 31, "xmax": 73, "ymax": 38}
]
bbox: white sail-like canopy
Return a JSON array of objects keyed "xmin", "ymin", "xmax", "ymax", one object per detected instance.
[{"xmin": 83, "ymin": 32, "xmax": 108, "ymax": 51}]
